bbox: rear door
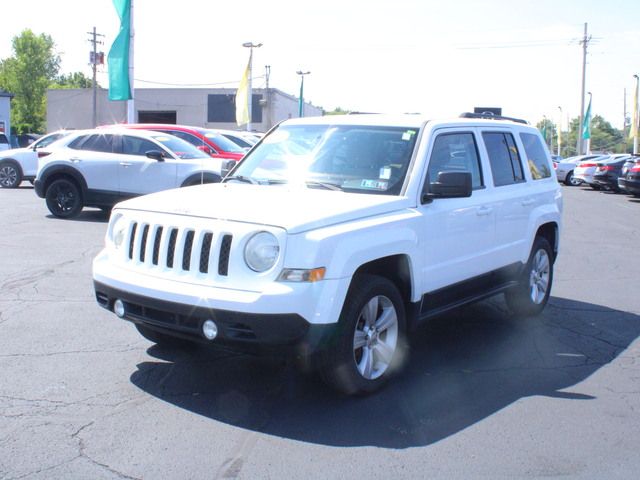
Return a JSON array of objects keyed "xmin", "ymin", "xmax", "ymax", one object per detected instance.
[{"xmin": 67, "ymin": 133, "xmax": 119, "ymax": 193}]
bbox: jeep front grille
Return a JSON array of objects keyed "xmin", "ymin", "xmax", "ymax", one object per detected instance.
[{"xmin": 125, "ymin": 221, "xmax": 233, "ymax": 277}]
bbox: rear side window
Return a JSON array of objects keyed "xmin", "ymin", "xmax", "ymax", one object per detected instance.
[
  {"xmin": 483, "ymin": 132, "xmax": 525, "ymax": 186},
  {"xmin": 0, "ymin": 134, "xmax": 8, "ymax": 145},
  {"xmin": 69, "ymin": 134, "xmax": 115, "ymax": 153},
  {"xmin": 425, "ymin": 132, "xmax": 484, "ymax": 189},
  {"xmin": 520, "ymin": 133, "xmax": 551, "ymax": 179}
]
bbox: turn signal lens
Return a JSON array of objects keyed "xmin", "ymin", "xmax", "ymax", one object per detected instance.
[{"xmin": 278, "ymin": 267, "xmax": 326, "ymax": 283}]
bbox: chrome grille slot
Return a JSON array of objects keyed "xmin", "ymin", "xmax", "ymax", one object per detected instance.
[
  {"xmin": 166, "ymin": 228, "xmax": 178, "ymax": 268},
  {"xmin": 152, "ymin": 226, "xmax": 163, "ymax": 265},
  {"xmin": 218, "ymin": 234, "xmax": 232, "ymax": 276},
  {"xmin": 128, "ymin": 222, "xmax": 138, "ymax": 259},
  {"xmin": 139, "ymin": 224, "xmax": 150, "ymax": 262},
  {"xmin": 200, "ymin": 232, "xmax": 213, "ymax": 273},
  {"xmin": 182, "ymin": 230, "xmax": 195, "ymax": 271}
]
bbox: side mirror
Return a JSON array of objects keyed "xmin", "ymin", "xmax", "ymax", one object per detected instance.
[
  {"xmin": 146, "ymin": 150, "xmax": 165, "ymax": 162},
  {"xmin": 197, "ymin": 145, "xmax": 213, "ymax": 156},
  {"xmin": 424, "ymin": 171, "xmax": 472, "ymax": 202}
]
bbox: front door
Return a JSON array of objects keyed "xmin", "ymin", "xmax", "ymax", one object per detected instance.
[{"xmin": 117, "ymin": 135, "xmax": 177, "ymax": 197}]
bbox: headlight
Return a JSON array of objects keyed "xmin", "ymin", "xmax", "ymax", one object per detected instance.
[
  {"xmin": 244, "ymin": 231, "xmax": 279, "ymax": 272},
  {"xmin": 108, "ymin": 213, "xmax": 128, "ymax": 250}
]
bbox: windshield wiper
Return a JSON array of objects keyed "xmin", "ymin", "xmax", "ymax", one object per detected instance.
[
  {"xmin": 225, "ymin": 175, "xmax": 258, "ymax": 185},
  {"xmin": 305, "ymin": 181, "xmax": 344, "ymax": 191}
]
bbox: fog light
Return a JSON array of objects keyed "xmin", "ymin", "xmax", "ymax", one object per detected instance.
[
  {"xmin": 202, "ymin": 319, "xmax": 218, "ymax": 340},
  {"xmin": 113, "ymin": 299, "xmax": 125, "ymax": 318}
]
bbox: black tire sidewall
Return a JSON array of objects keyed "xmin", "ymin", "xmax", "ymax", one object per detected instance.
[
  {"xmin": 506, "ymin": 236, "xmax": 553, "ymax": 317},
  {"xmin": 45, "ymin": 178, "xmax": 83, "ymax": 218},
  {"xmin": 320, "ymin": 274, "xmax": 407, "ymax": 395}
]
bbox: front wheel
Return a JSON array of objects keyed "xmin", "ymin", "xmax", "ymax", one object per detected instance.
[
  {"xmin": 505, "ymin": 236, "xmax": 554, "ymax": 317},
  {"xmin": 319, "ymin": 274, "xmax": 407, "ymax": 395},
  {"xmin": 45, "ymin": 178, "xmax": 83, "ymax": 218}
]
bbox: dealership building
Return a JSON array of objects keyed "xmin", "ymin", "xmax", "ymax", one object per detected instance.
[{"xmin": 46, "ymin": 87, "xmax": 323, "ymax": 133}]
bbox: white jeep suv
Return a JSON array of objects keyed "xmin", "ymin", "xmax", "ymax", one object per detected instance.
[
  {"xmin": 93, "ymin": 113, "xmax": 562, "ymax": 395},
  {"xmin": 35, "ymin": 128, "xmax": 232, "ymax": 218}
]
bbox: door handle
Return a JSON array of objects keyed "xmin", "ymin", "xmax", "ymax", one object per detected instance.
[
  {"xmin": 69, "ymin": 157, "xmax": 82, "ymax": 163},
  {"xmin": 476, "ymin": 206, "xmax": 493, "ymax": 216},
  {"xmin": 119, "ymin": 162, "xmax": 132, "ymax": 167},
  {"xmin": 521, "ymin": 198, "xmax": 535, "ymax": 206}
]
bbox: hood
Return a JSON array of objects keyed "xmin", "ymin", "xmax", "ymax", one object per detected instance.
[
  {"xmin": 0, "ymin": 146, "xmax": 29, "ymax": 158},
  {"xmin": 115, "ymin": 183, "xmax": 412, "ymax": 234}
]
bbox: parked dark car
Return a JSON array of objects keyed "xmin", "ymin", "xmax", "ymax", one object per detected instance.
[
  {"xmin": 591, "ymin": 155, "xmax": 632, "ymax": 192},
  {"xmin": 619, "ymin": 158, "xmax": 640, "ymax": 196},
  {"xmin": 617, "ymin": 156, "xmax": 639, "ymax": 193}
]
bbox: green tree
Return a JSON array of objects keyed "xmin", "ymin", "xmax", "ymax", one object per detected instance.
[
  {"xmin": 323, "ymin": 107, "xmax": 351, "ymax": 116},
  {"xmin": 51, "ymin": 72, "xmax": 98, "ymax": 89},
  {"xmin": 554, "ymin": 115, "xmax": 627, "ymax": 157},
  {"xmin": 0, "ymin": 30, "xmax": 60, "ymax": 133}
]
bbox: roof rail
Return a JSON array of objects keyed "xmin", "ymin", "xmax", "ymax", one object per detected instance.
[{"xmin": 459, "ymin": 112, "xmax": 529, "ymax": 125}]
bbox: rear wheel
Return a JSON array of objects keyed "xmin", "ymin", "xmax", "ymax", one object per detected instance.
[
  {"xmin": 505, "ymin": 236, "xmax": 554, "ymax": 317},
  {"xmin": 319, "ymin": 274, "xmax": 407, "ymax": 395},
  {"xmin": 45, "ymin": 178, "xmax": 83, "ymax": 218},
  {"xmin": 0, "ymin": 162, "xmax": 22, "ymax": 188},
  {"xmin": 565, "ymin": 170, "xmax": 581, "ymax": 186}
]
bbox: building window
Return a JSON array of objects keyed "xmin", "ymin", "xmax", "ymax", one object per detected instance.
[{"xmin": 207, "ymin": 94, "xmax": 262, "ymax": 123}]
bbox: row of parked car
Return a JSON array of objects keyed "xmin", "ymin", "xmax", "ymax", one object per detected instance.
[
  {"xmin": 553, "ymin": 153, "xmax": 640, "ymax": 196},
  {"xmin": 0, "ymin": 124, "xmax": 264, "ymax": 217}
]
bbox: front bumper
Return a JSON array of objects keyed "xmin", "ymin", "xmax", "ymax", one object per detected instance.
[{"xmin": 94, "ymin": 281, "xmax": 338, "ymax": 355}]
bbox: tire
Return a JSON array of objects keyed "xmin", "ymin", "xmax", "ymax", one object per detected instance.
[
  {"xmin": 45, "ymin": 178, "xmax": 83, "ymax": 218},
  {"xmin": 564, "ymin": 170, "xmax": 582, "ymax": 186},
  {"xmin": 135, "ymin": 323, "xmax": 195, "ymax": 349},
  {"xmin": 505, "ymin": 236, "xmax": 554, "ymax": 317},
  {"xmin": 590, "ymin": 184, "xmax": 601, "ymax": 190},
  {"xmin": 0, "ymin": 161, "xmax": 22, "ymax": 188},
  {"xmin": 319, "ymin": 274, "xmax": 407, "ymax": 395}
]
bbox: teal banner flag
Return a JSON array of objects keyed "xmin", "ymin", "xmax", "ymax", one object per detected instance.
[
  {"xmin": 108, "ymin": 0, "xmax": 131, "ymax": 101},
  {"xmin": 582, "ymin": 97, "xmax": 592, "ymax": 140}
]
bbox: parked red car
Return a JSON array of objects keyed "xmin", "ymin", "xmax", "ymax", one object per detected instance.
[{"xmin": 100, "ymin": 124, "xmax": 246, "ymax": 162}]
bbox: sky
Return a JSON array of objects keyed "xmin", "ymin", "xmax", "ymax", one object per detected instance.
[{"xmin": 1, "ymin": 0, "xmax": 639, "ymax": 129}]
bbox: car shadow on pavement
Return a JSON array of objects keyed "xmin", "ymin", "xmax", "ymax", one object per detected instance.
[
  {"xmin": 45, "ymin": 209, "xmax": 110, "ymax": 223},
  {"xmin": 129, "ymin": 296, "xmax": 639, "ymax": 449}
]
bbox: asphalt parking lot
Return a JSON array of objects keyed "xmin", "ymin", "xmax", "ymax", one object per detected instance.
[{"xmin": 1, "ymin": 184, "xmax": 639, "ymax": 479}]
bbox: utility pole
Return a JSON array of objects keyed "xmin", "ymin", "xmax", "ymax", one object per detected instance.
[
  {"xmin": 577, "ymin": 22, "xmax": 591, "ymax": 155},
  {"xmin": 87, "ymin": 27, "xmax": 105, "ymax": 127}
]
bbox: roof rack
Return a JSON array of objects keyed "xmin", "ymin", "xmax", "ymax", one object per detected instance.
[{"xmin": 459, "ymin": 112, "xmax": 529, "ymax": 125}]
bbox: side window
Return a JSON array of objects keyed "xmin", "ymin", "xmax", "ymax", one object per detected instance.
[
  {"xmin": 69, "ymin": 134, "xmax": 114, "ymax": 153},
  {"xmin": 482, "ymin": 132, "xmax": 525, "ymax": 186},
  {"xmin": 122, "ymin": 136, "xmax": 162, "ymax": 156},
  {"xmin": 0, "ymin": 134, "xmax": 8, "ymax": 146},
  {"xmin": 520, "ymin": 132, "xmax": 552, "ymax": 179},
  {"xmin": 33, "ymin": 133, "xmax": 64, "ymax": 149},
  {"xmin": 424, "ymin": 132, "xmax": 483, "ymax": 190}
]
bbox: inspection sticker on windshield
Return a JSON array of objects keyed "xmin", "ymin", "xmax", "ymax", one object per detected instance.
[
  {"xmin": 361, "ymin": 179, "xmax": 388, "ymax": 190},
  {"xmin": 402, "ymin": 130, "xmax": 416, "ymax": 141}
]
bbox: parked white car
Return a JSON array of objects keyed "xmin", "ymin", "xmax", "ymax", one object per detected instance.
[
  {"xmin": 93, "ymin": 113, "xmax": 562, "ymax": 395},
  {"xmin": 34, "ymin": 128, "xmax": 232, "ymax": 218},
  {"xmin": 0, "ymin": 130, "xmax": 73, "ymax": 188},
  {"xmin": 554, "ymin": 154, "xmax": 606, "ymax": 186},
  {"xmin": 574, "ymin": 154, "xmax": 630, "ymax": 189}
]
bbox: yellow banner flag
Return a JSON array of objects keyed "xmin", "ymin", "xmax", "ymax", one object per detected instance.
[{"xmin": 235, "ymin": 61, "xmax": 250, "ymax": 127}]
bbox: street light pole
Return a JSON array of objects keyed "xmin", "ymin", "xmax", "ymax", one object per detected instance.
[
  {"xmin": 242, "ymin": 42, "xmax": 262, "ymax": 132},
  {"xmin": 296, "ymin": 71, "xmax": 310, "ymax": 117},
  {"xmin": 633, "ymin": 75, "xmax": 639, "ymax": 155}
]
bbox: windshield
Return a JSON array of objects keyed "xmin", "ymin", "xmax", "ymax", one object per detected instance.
[
  {"xmin": 227, "ymin": 124, "xmax": 418, "ymax": 195},
  {"xmin": 201, "ymin": 130, "xmax": 246, "ymax": 153},
  {"xmin": 152, "ymin": 134, "xmax": 210, "ymax": 160}
]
